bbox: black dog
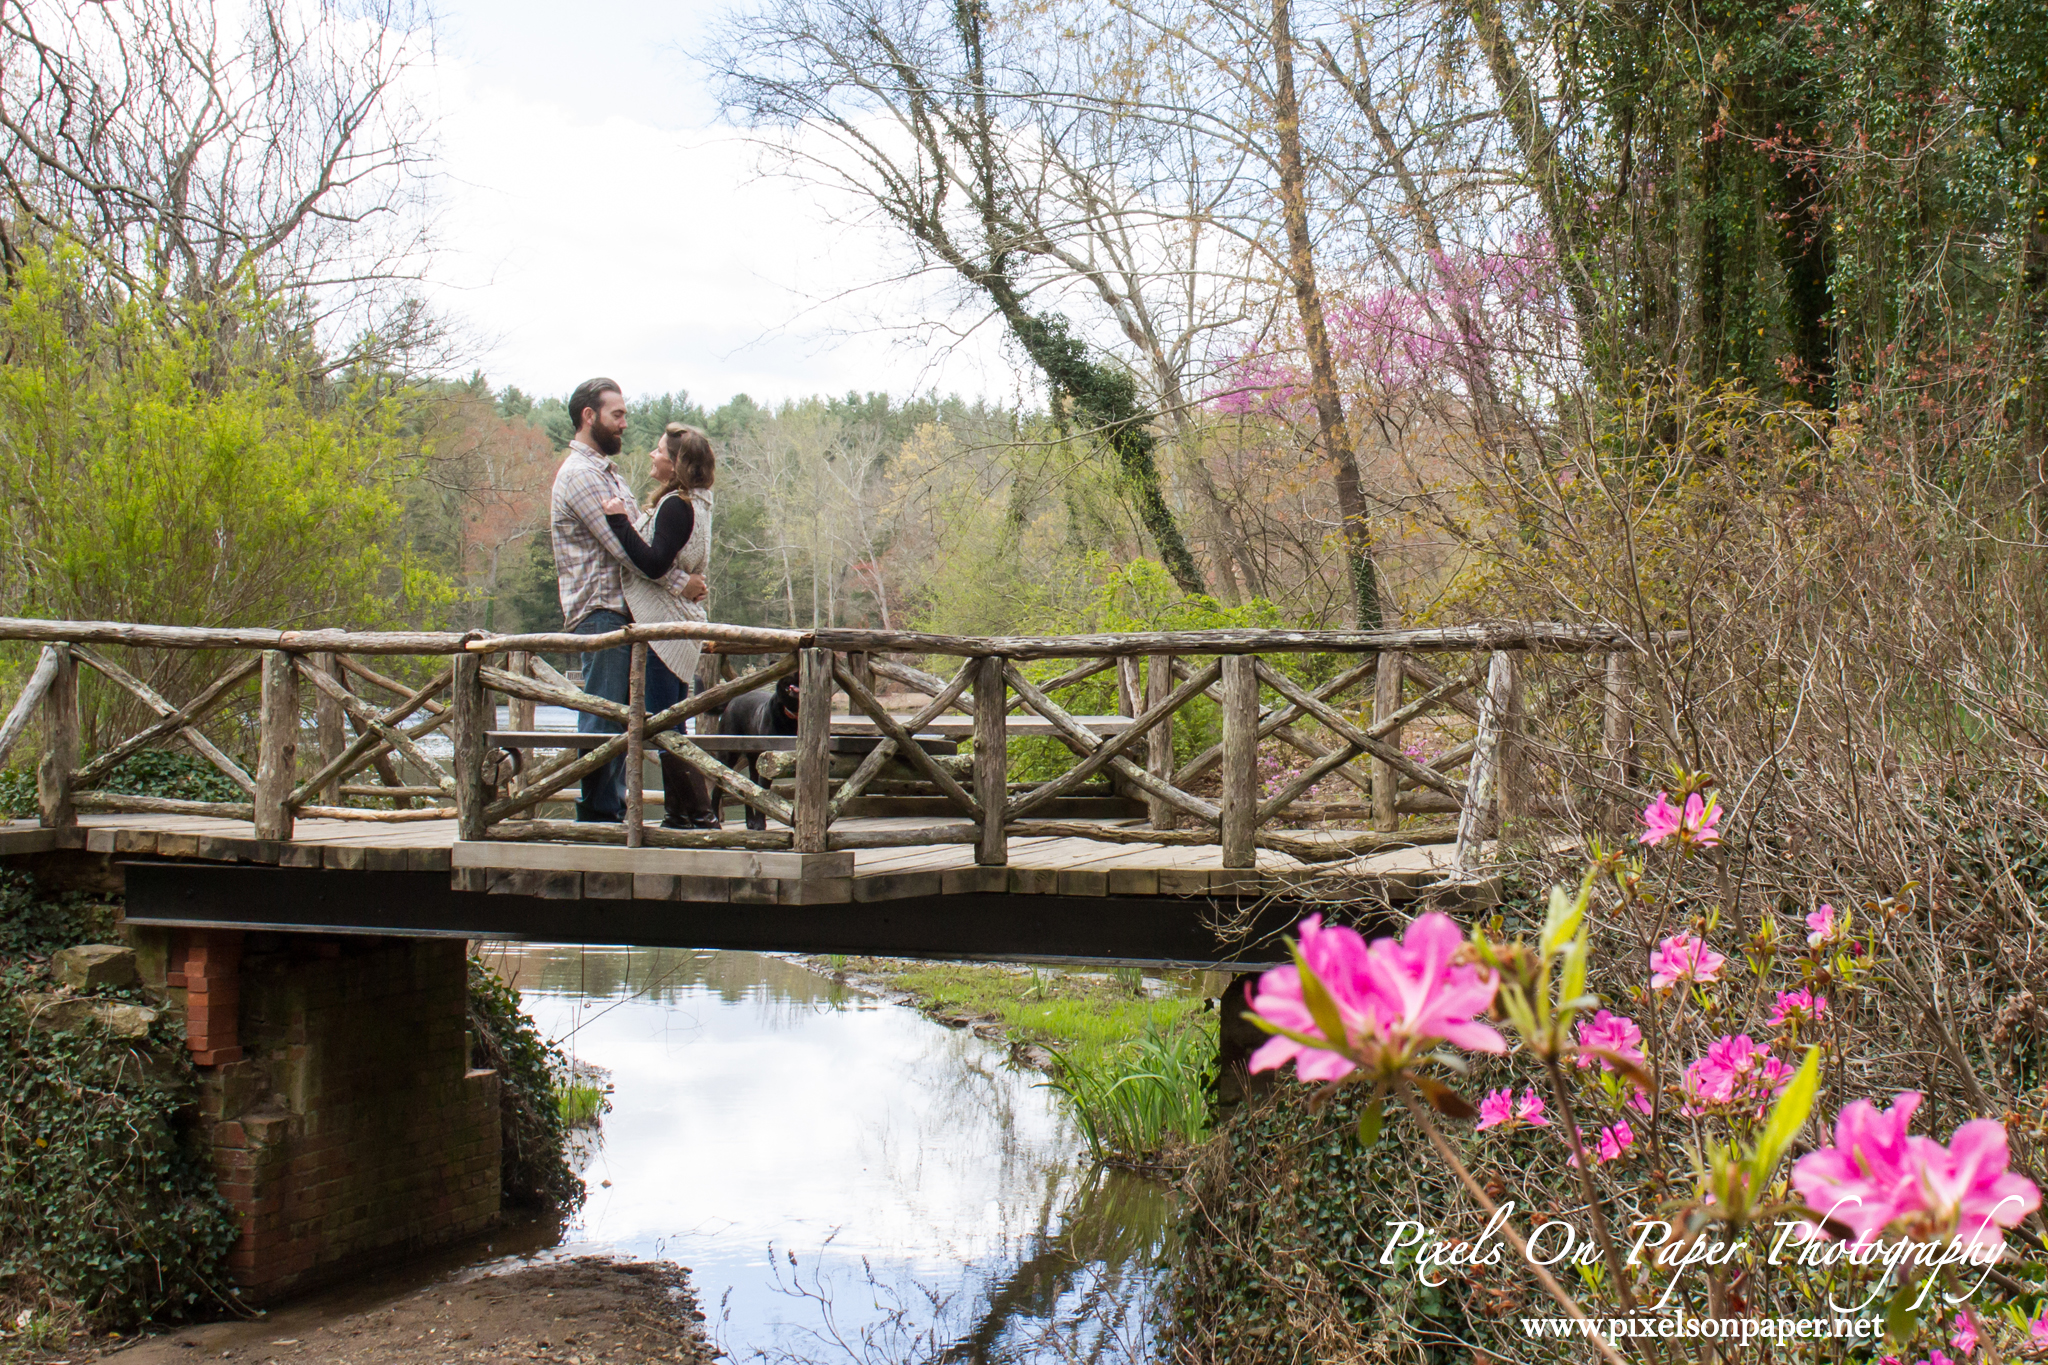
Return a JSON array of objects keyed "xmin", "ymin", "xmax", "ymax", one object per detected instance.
[{"xmin": 713, "ymin": 673, "xmax": 801, "ymax": 829}]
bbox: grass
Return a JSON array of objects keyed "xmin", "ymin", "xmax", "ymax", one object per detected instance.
[
  {"xmin": 847, "ymin": 957, "xmax": 1212, "ymax": 1072},
  {"xmin": 554, "ymin": 1081, "xmax": 607, "ymax": 1128},
  {"xmin": 834, "ymin": 957, "xmax": 1217, "ymax": 1166},
  {"xmin": 1044, "ymin": 1021, "xmax": 1215, "ymax": 1166}
]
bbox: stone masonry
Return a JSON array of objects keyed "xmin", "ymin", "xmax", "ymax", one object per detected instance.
[{"xmin": 133, "ymin": 928, "xmax": 502, "ymax": 1303}]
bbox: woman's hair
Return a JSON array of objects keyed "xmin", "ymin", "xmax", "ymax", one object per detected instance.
[{"xmin": 653, "ymin": 424, "xmax": 717, "ymax": 501}]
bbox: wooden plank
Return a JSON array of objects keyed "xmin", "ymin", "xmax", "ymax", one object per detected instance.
[
  {"xmin": 1158, "ymin": 868, "xmax": 1213, "ymax": 897},
  {"xmin": 113, "ymin": 829, "xmax": 158, "ymax": 855},
  {"xmin": 943, "ymin": 866, "xmax": 1007, "ymax": 895},
  {"xmin": 675, "ymin": 875, "xmax": 733, "ymax": 903},
  {"xmin": 729, "ymin": 878, "xmax": 779, "ymax": 904},
  {"xmin": 632, "ymin": 873, "xmax": 679, "ymax": 900},
  {"xmin": 361, "ymin": 847, "xmax": 410, "ymax": 873},
  {"xmin": 778, "ymin": 876, "xmax": 853, "ymax": 905},
  {"xmin": 853, "ymin": 869, "xmax": 945, "ymax": 902},
  {"xmin": 0, "ymin": 825, "xmax": 57, "ymax": 856},
  {"xmin": 322, "ymin": 845, "xmax": 367, "ymax": 871},
  {"xmin": 486, "ymin": 867, "xmax": 581, "ymax": 899},
  {"xmin": 450, "ymin": 840, "xmax": 851, "ymax": 880},
  {"xmin": 407, "ymin": 847, "xmax": 453, "ymax": 873},
  {"xmin": 1056, "ymin": 867, "xmax": 1109, "ymax": 897},
  {"xmin": 155, "ymin": 831, "xmax": 200, "ymax": 859},
  {"xmin": 1105, "ymin": 867, "xmax": 1159, "ymax": 896},
  {"xmin": 1008, "ymin": 867, "xmax": 1058, "ymax": 895},
  {"xmin": 833, "ymin": 714, "xmax": 1131, "ymax": 738},
  {"xmin": 585, "ymin": 870, "xmax": 634, "ymax": 900}
]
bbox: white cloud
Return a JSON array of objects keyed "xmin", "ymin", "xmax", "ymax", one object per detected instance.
[{"xmin": 419, "ymin": 0, "xmax": 1030, "ymax": 407}]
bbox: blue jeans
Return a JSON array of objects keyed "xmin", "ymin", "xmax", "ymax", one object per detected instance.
[
  {"xmin": 644, "ymin": 653, "xmax": 714, "ymax": 823},
  {"xmin": 573, "ymin": 609, "xmax": 632, "ymax": 821}
]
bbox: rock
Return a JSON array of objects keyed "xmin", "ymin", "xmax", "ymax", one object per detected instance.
[
  {"xmin": 51, "ymin": 944, "xmax": 139, "ymax": 992},
  {"xmin": 18, "ymin": 991, "xmax": 159, "ymax": 1038}
]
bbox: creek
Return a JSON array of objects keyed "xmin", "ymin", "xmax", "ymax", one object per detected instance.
[{"xmin": 482, "ymin": 944, "xmax": 1180, "ymax": 1364}]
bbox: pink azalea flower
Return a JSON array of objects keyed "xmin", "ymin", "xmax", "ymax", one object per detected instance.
[
  {"xmin": 1474, "ymin": 1086, "xmax": 1550, "ymax": 1131},
  {"xmin": 1247, "ymin": 913, "xmax": 1504, "ymax": 1082},
  {"xmin": 1574, "ymin": 1010, "xmax": 1646, "ymax": 1071},
  {"xmin": 2029, "ymin": 1310, "xmax": 2048, "ymax": 1347},
  {"xmin": 1640, "ymin": 791, "xmax": 1723, "ymax": 848},
  {"xmin": 1951, "ymin": 1311, "xmax": 1978, "ymax": 1357},
  {"xmin": 1650, "ymin": 934, "xmax": 1726, "ymax": 990},
  {"xmin": 1877, "ymin": 1356, "xmax": 1902, "ymax": 1365},
  {"xmin": 1906, "ymin": 1118, "xmax": 2042, "ymax": 1250},
  {"xmin": 1793, "ymin": 1092, "xmax": 2041, "ymax": 1250},
  {"xmin": 1929, "ymin": 1352, "xmax": 1956, "ymax": 1365},
  {"xmin": 1806, "ymin": 903, "xmax": 1841, "ymax": 948},
  {"xmin": 1791, "ymin": 1092, "xmax": 1924, "ymax": 1243},
  {"xmin": 1768, "ymin": 989, "xmax": 1828, "ymax": 1026},
  {"xmin": 1684, "ymin": 1035, "xmax": 1792, "ymax": 1112},
  {"xmin": 1626, "ymin": 1087, "xmax": 1654, "ymax": 1116},
  {"xmin": 1568, "ymin": 1120, "xmax": 1634, "ymax": 1167}
]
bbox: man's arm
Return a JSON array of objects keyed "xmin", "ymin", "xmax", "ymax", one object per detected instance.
[{"xmin": 557, "ymin": 461, "xmax": 639, "ymax": 567}]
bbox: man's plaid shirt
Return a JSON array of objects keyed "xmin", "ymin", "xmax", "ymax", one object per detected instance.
[{"xmin": 550, "ymin": 440, "xmax": 639, "ymax": 629}]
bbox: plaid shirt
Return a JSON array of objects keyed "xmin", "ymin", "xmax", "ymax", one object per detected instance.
[{"xmin": 550, "ymin": 441, "xmax": 640, "ymax": 629}]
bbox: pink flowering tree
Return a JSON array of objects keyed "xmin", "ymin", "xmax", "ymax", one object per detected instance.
[{"xmin": 1244, "ymin": 768, "xmax": 2042, "ymax": 1359}]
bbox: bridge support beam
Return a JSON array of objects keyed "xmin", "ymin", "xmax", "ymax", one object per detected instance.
[{"xmin": 131, "ymin": 927, "xmax": 502, "ymax": 1303}]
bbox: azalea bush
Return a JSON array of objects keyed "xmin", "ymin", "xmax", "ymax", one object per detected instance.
[{"xmin": 1242, "ymin": 774, "xmax": 2048, "ymax": 1362}]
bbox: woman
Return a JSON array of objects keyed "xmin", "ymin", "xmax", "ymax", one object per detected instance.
[{"xmin": 600, "ymin": 425, "xmax": 719, "ymax": 828}]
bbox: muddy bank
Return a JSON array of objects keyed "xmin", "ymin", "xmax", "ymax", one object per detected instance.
[{"xmin": 98, "ymin": 1259, "xmax": 715, "ymax": 1365}]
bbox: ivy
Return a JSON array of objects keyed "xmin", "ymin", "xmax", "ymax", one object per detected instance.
[
  {"xmin": 0, "ymin": 887, "xmax": 236, "ymax": 1327},
  {"xmin": 465, "ymin": 954, "xmax": 585, "ymax": 1211}
]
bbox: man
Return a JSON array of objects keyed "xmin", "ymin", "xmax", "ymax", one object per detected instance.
[{"xmin": 549, "ymin": 377, "xmax": 640, "ymax": 821}]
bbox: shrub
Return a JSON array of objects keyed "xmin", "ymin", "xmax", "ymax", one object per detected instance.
[
  {"xmin": 465, "ymin": 952, "xmax": 585, "ymax": 1210},
  {"xmin": 0, "ymin": 876, "xmax": 234, "ymax": 1329}
]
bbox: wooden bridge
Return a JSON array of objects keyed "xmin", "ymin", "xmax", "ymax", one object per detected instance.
[{"xmin": 0, "ymin": 616, "xmax": 1652, "ymax": 963}]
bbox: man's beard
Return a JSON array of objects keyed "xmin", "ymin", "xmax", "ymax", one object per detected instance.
[{"xmin": 592, "ymin": 427, "xmax": 623, "ymax": 456}]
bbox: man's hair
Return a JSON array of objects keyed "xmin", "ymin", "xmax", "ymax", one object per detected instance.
[{"xmin": 568, "ymin": 377, "xmax": 621, "ymax": 434}]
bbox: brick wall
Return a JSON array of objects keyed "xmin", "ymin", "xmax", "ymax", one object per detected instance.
[{"xmin": 138, "ymin": 929, "xmax": 502, "ymax": 1303}]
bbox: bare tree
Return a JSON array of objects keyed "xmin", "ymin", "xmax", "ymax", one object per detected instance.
[{"xmin": 0, "ymin": 0, "xmax": 441, "ymax": 369}]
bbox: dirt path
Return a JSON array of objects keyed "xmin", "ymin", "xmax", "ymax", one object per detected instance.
[{"xmin": 99, "ymin": 1260, "xmax": 716, "ymax": 1365}]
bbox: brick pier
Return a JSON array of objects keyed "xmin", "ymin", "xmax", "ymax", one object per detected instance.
[{"xmin": 133, "ymin": 929, "xmax": 502, "ymax": 1303}]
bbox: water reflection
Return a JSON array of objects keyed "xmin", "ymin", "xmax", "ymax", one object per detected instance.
[{"xmin": 481, "ymin": 945, "xmax": 1175, "ymax": 1363}]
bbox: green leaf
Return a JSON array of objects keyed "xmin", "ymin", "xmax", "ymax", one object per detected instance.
[
  {"xmin": 1884, "ymin": 1280, "xmax": 1923, "ymax": 1345},
  {"xmin": 1540, "ymin": 884, "xmax": 1583, "ymax": 957},
  {"xmin": 1749, "ymin": 1046, "xmax": 1822, "ymax": 1186},
  {"xmin": 1559, "ymin": 930, "xmax": 1589, "ymax": 1013},
  {"xmin": 1357, "ymin": 1092, "xmax": 1385, "ymax": 1149},
  {"xmin": 1293, "ymin": 939, "xmax": 1350, "ymax": 1057}
]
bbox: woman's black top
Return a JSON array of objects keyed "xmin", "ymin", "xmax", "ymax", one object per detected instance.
[{"xmin": 605, "ymin": 495, "xmax": 694, "ymax": 580}]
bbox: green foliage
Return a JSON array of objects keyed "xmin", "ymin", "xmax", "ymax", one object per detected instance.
[
  {"xmin": 0, "ymin": 245, "xmax": 454, "ymax": 635},
  {"xmin": 554, "ymin": 1081, "xmax": 607, "ymax": 1129},
  {"xmin": 0, "ymin": 877, "xmax": 234, "ymax": 1329},
  {"xmin": 1042, "ymin": 1020, "xmax": 1215, "ymax": 1166},
  {"xmin": 1163, "ymin": 1085, "xmax": 1479, "ymax": 1362},
  {"xmin": 464, "ymin": 953, "xmax": 584, "ymax": 1210},
  {"xmin": 0, "ymin": 871, "xmax": 116, "ymax": 961},
  {"xmin": 1, "ymin": 751, "xmax": 244, "ymax": 821}
]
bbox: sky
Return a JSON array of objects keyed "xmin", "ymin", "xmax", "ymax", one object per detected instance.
[{"xmin": 421, "ymin": 0, "xmax": 1031, "ymax": 409}]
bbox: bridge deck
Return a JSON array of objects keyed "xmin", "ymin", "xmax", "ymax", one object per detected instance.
[{"xmin": 2, "ymin": 814, "xmax": 1470, "ymax": 903}]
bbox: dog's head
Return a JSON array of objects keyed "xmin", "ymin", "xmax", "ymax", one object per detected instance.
[{"xmin": 774, "ymin": 672, "xmax": 801, "ymax": 720}]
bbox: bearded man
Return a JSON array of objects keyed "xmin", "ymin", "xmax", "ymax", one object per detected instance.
[{"xmin": 549, "ymin": 376, "xmax": 640, "ymax": 822}]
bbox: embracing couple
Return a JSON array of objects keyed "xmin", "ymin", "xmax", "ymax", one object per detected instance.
[{"xmin": 548, "ymin": 376, "xmax": 721, "ymax": 829}]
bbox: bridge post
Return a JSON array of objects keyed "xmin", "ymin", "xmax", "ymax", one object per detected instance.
[
  {"xmin": 253, "ymin": 650, "xmax": 298, "ymax": 841},
  {"xmin": 36, "ymin": 643, "xmax": 76, "ymax": 829},
  {"xmin": 1602, "ymin": 649, "xmax": 1635, "ymax": 791},
  {"xmin": 794, "ymin": 647, "xmax": 833, "ymax": 852},
  {"xmin": 1453, "ymin": 650, "xmax": 1516, "ymax": 872},
  {"xmin": 1219, "ymin": 653, "xmax": 1258, "ymax": 868},
  {"xmin": 973, "ymin": 655, "xmax": 1007, "ymax": 865},
  {"xmin": 1144, "ymin": 655, "xmax": 1178, "ymax": 831},
  {"xmin": 505, "ymin": 652, "xmax": 535, "ymax": 794},
  {"xmin": 452, "ymin": 652, "xmax": 488, "ymax": 843},
  {"xmin": 624, "ymin": 642, "xmax": 647, "ymax": 848},
  {"xmin": 1372, "ymin": 650, "xmax": 1403, "ymax": 831},
  {"xmin": 311, "ymin": 653, "xmax": 347, "ymax": 806}
]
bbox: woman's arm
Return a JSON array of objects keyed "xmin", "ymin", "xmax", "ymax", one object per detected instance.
[{"xmin": 604, "ymin": 497, "xmax": 694, "ymax": 579}]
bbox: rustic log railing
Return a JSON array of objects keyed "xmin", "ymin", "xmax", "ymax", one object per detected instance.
[{"xmin": 0, "ymin": 617, "xmax": 1661, "ymax": 875}]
